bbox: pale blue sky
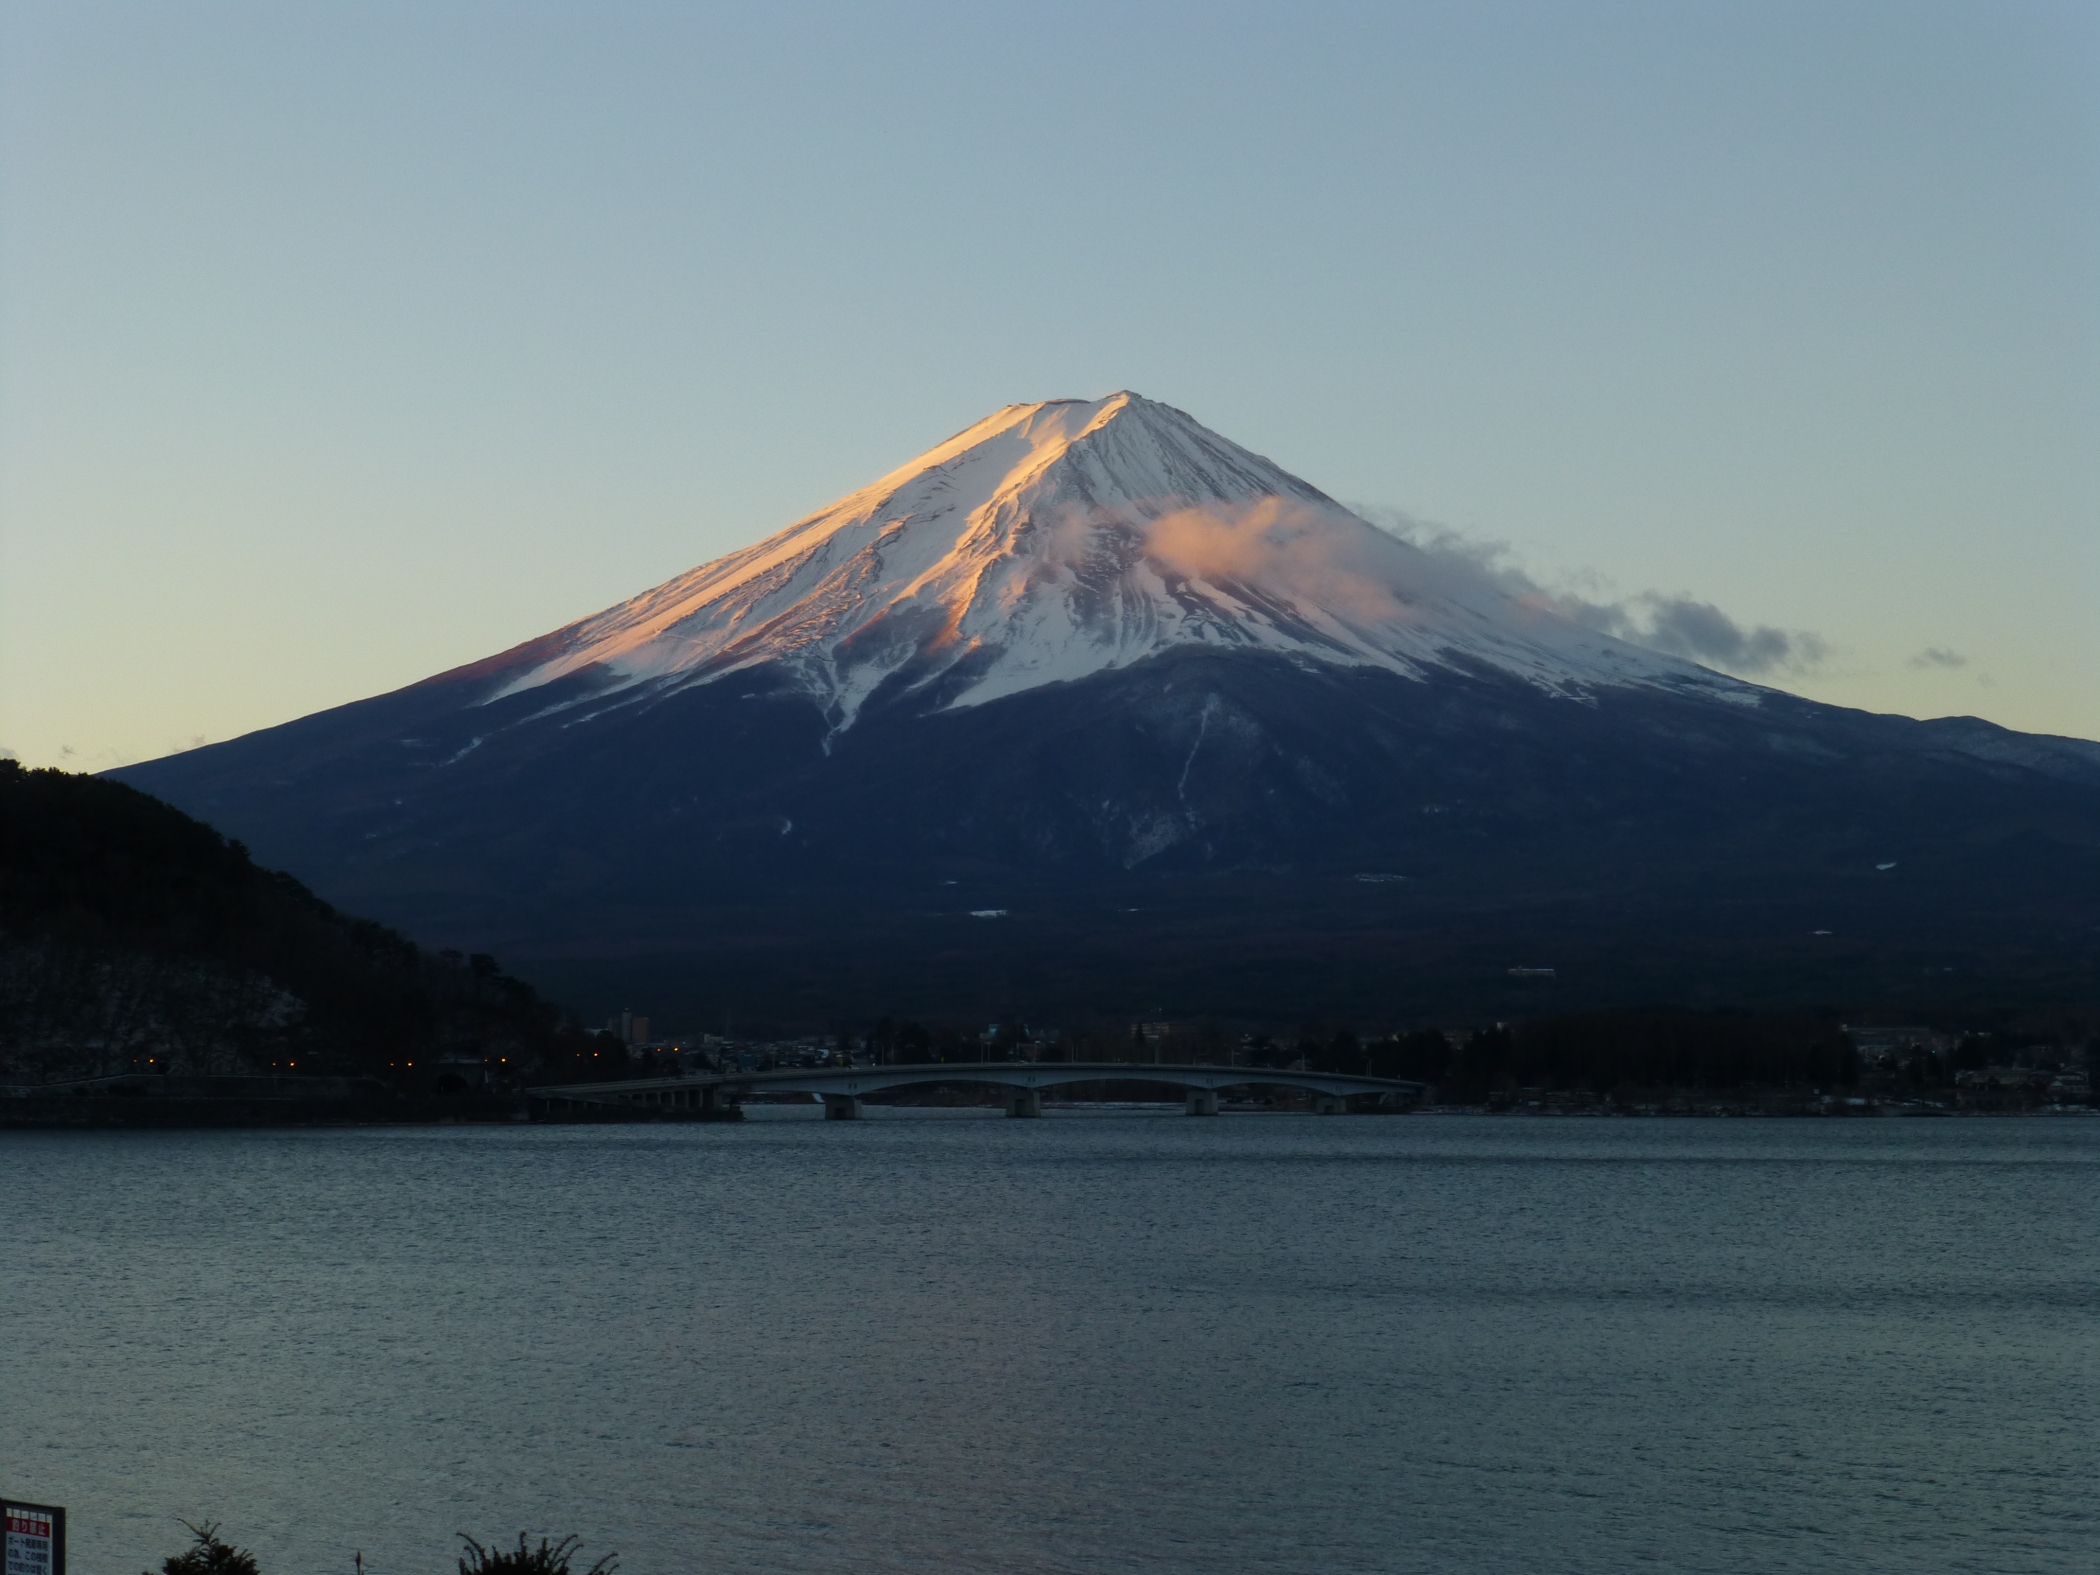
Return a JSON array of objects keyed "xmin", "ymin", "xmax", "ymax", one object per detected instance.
[{"xmin": 3, "ymin": 0, "xmax": 2095, "ymax": 770}]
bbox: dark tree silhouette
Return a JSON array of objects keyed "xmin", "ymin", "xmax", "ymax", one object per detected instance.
[
  {"xmin": 458, "ymin": 1534, "xmax": 617, "ymax": 1575},
  {"xmin": 146, "ymin": 1521, "xmax": 259, "ymax": 1575}
]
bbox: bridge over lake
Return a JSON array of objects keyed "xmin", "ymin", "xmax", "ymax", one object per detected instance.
[{"xmin": 530, "ymin": 1062, "xmax": 1427, "ymax": 1119}]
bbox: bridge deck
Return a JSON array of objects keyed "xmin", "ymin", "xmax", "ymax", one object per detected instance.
[{"xmin": 530, "ymin": 1061, "xmax": 1426, "ymax": 1114}]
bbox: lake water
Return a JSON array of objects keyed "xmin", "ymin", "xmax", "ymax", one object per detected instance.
[{"xmin": 2, "ymin": 1112, "xmax": 2093, "ymax": 1575}]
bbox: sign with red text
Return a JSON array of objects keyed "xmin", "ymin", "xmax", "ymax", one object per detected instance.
[{"xmin": 2, "ymin": 1502, "xmax": 64, "ymax": 1575}]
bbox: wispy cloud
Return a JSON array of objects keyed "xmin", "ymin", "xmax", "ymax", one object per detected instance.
[
  {"xmin": 1133, "ymin": 498, "xmax": 1413, "ymax": 625},
  {"xmin": 1908, "ymin": 646, "xmax": 1968, "ymax": 669},
  {"xmin": 1355, "ymin": 506, "xmax": 1829, "ymax": 679},
  {"xmin": 1557, "ymin": 592, "xmax": 1828, "ymax": 676}
]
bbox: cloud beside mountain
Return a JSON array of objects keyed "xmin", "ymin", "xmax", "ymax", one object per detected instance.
[{"xmin": 1358, "ymin": 508, "xmax": 1830, "ymax": 679}]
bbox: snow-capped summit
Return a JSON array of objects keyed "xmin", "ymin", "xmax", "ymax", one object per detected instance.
[{"xmin": 491, "ymin": 392, "xmax": 1732, "ymax": 732}]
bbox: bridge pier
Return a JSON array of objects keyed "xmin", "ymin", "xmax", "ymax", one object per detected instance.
[
  {"xmin": 1314, "ymin": 1093, "xmax": 1348, "ymax": 1115},
  {"xmin": 821, "ymin": 1094, "xmax": 864, "ymax": 1120},
  {"xmin": 1005, "ymin": 1088, "xmax": 1043, "ymax": 1118},
  {"xmin": 1184, "ymin": 1088, "xmax": 1220, "ymax": 1116}
]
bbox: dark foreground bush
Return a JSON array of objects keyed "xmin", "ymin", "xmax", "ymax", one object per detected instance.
[
  {"xmin": 458, "ymin": 1534, "xmax": 617, "ymax": 1574},
  {"xmin": 148, "ymin": 1521, "xmax": 260, "ymax": 1575}
]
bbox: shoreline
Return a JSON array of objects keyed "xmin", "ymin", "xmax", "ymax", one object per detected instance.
[{"xmin": 2, "ymin": 1095, "xmax": 2090, "ymax": 1129}]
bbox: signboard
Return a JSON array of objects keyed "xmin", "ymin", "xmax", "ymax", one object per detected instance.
[{"xmin": 2, "ymin": 1502, "xmax": 64, "ymax": 1575}]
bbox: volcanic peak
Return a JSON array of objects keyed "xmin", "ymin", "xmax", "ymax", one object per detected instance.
[{"xmin": 483, "ymin": 392, "xmax": 1739, "ymax": 732}]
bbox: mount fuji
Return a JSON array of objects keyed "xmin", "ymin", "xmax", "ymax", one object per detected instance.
[
  {"xmin": 471, "ymin": 393, "xmax": 1726, "ymax": 729},
  {"xmin": 114, "ymin": 394, "xmax": 2100, "ymax": 1023}
]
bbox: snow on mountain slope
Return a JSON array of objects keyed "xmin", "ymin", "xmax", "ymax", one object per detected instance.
[{"xmin": 490, "ymin": 392, "xmax": 1747, "ymax": 732}]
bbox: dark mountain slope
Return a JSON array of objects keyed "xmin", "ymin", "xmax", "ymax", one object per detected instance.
[
  {"xmin": 112, "ymin": 649, "xmax": 2100, "ymax": 1026},
  {"xmin": 0, "ymin": 760, "xmax": 594, "ymax": 1082}
]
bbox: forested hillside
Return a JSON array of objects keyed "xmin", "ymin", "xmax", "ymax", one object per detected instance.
[{"xmin": 0, "ymin": 761, "xmax": 596, "ymax": 1085}]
